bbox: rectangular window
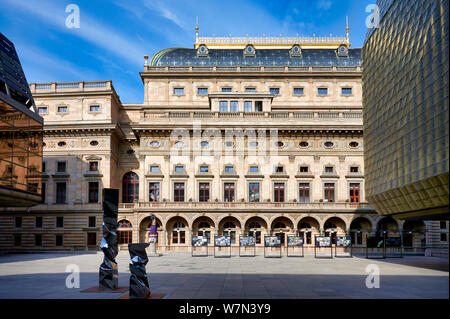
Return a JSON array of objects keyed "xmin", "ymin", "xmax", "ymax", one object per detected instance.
[
  {"xmin": 249, "ymin": 182, "xmax": 260, "ymax": 202},
  {"xmin": 199, "ymin": 166, "xmax": 209, "ymax": 173},
  {"xmin": 89, "ymin": 105, "xmax": 100, "ymax": 112},
  {"xmin": 15, "ymin": 216, "xmax": 22, "ymax": 228},
  {"xmin": 275, "ymin": 166, "xmax": 284, "ymax": 173},
  {"xmin": 249, "ymin": 166, "xmax": 259, "ymax": 173},
  {"xmin": 197, "ymin": 88, "xmax": 208, "ymax": 95},
  {"xmin": 199, "ymin": 183, "xmax": 210, "ymax": 202},
  {"xmin": 87, "ymin": 233, "xmax": 97, "ymax": 246},
  {"xmin": 342, "ymin": 88, "xmax": 352, "ymax": 95},
  {"xmin": 274, "ymin": 183, "xmax": 285, "ymax": 203},
  {"xmin": 172, "ymin": 231, "xmax": 178, "ymax": 244},
  {"xmin": 56, "ymin": 235, "xmax": 63, "ymax": 247},
  {"xmin": 173, "ymin": 88, "xmax": 184, "ymax": 95},
  {"xmin": 221, "ymin": 87, "xmax": 232, "ymax": 92},
  {"xmin": 149, "ymin": 182, "xmax": 160, "ymax": 202},
  {"xmin": 224, "ymin": 183, "xmax": 235, "ymax": 202},
  {"xmin": 245, "ymin": 87, "xmax": 256, "ymax": 92},
  {"xmin": 230, "ymin": 101, "xmax": 238, "ymax": 112},
  {"xmin": 300, "ymin": 166, "xmax": 309, "ymax": 173},
  {"xmin": 175, "ymin": 166, "xmax": 184, "ymax": 173},
  {"xmin": 294, "ymin": 87, "xmax": 304, "ymax": 95},
  {"xmin": 254, "ymin": 101, "xmax": 263, "ymax": 112},
  {"xmin": 244, "ymin": 101, "xmax": 252, "ymax": 112},
  {"xmin": 150, "ymin": 166, "xmax": 159, "ymax": 173},
  {"xmin": 42, "ymin": 162, "xmax": 46, "ymax": 172},
  {"xmin": 440, "ymin": 221, "xmax": 447, "ymax": 229},
  {"xmin": 270, "ymin": 88, "xmax": 280, "ymax": 95},
  {"xmin": 219, "ymin": 101, "xmax": 228, "ymax": 112},
  {"xmin": 35, "ymin": 234, "xmax": 42, "ymax": 247},
  {"xmin": 56, "ymin": 216, "xmax": 64, "ymax": 228},
  {"xmin": 441, "ymin": 233, "xmax": 448, "ymax": 242},
  {"xmin": 35, "ymin": 216, "xmax": 43, "ymax": 228},
  {"xmin": 89, "ymin": 161, "xmax": 99, "ymax": 171},
  {"xmin": 57, "ymin": 106, "xmax": 68, "ymax": 113},
  {"xmin": 14, "ymin": 234, "xmax": 21, "ymax": 246},
  {"xmin": 224, "ymin": 166, "xmax": 234, "ymax": 173},
  {"xmin": 325, "ymin": 167, "xmax": 334, "ymax": 173},
  {"xmin": 38, "ymin": 107, "xmax": 47, "ymax": 114},
  {"xmin": 56, "ymin": 182, "xmax": 66, "ymax": 204},
  {"xmin": 249, "ymin": 231, "xmax": 261, "ymax": 244},
  {"xmin": 324, "ymin": 183, "xmax": 335, "ymax": 202},
  {"xmin": 318, "ymin": 88, "xmax": 328, "ymax": 95},
  {"xmin": 88, "ymin": 216, "xmax": 96, "ymax": 228},
  {"xmin": 350, "ymin": 166, "xmax": 359, "ymax": 173},
  {"xmin": 88, "ymin": 182, "xmax": 99, "ymax": 203},
  {"xmin": 299, "ymin": 183, "xmax": 310, "ymax": 203},
  {"xmin": 174, "ymin": 183, "xmax": 185, "ymax": 202},
  {"xmin": 57, "ymin": 161, "xmax": 66, "ymax": 173},
  {"xmin": 350, "ymin": 183, "xmax": 360, "ymax": 203}
]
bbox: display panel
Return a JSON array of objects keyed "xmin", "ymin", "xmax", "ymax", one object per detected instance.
[
  {"xmin": 367, "ymin": 236, "xmax": 384, "ymax": 248},
  {"xmin": 239, "ymin": 236, "xmax": 255, "ymax": 247},
  {"xmin": 214, "ymin": 235, "xmax": 231, "ymax": 247},
  {"xmin": 192, "ymin": 236, "xmax": 208, "ymax": 247},
  {"xmin": 264, "ymin": 236, "xmax": 281, "ymax": 247},
  {"xmin": 386, "ymin": 237, "xmax": 402, "ymax": 248},
  {"xmin": 315, "ymin": 236, "xmax": 332, "ymax": 247},
  {"xmin": 336, "ymin": 236, "xmax": 352, "ymax": 247},
  {"xmin": 287, "ymin": 236, "xmax": 303, "ymax": 247}
]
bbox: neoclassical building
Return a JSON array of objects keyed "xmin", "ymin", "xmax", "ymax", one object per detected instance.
[{"xmin": 1, "ymin": 31, "xmax": 442, "ymax": 253}]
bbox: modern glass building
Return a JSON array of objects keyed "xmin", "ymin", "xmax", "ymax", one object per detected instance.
[
  {"xmin": 0, "ymin": 32, "xmax": 43, "ymax": 207},
  {"xmin": 363, "ymin": 0, "xmax": 449, "ymax": 220}
]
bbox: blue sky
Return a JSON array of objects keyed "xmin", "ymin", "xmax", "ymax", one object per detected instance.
[{"xmin": 0, "ymin": 0, "xmax": 374, "ymax": 103}]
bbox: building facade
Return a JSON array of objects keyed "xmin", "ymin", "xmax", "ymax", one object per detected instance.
[
  {"xmin": 1, "ymin": 31, "xmax": 444, "ymax": 252},
  {"xmin": 363, "ymin": 0, "xmax": 449, "ymax": 220}
]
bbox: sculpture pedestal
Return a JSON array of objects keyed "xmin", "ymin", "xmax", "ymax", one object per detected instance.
[{"xmin": 147, "ymin": 241, "xmax": 161, "ymax": 257}]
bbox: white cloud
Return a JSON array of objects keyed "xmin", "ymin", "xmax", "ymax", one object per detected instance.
[
  {"xmin": 317, "ymin": 0, "xmax": 333, "ymax": 11},
  {"xmin": 142, "ymin": 0, "xmax": 188, "ymax": 30}
]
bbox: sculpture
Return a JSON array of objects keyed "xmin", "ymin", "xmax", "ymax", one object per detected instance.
[
  {"xmin": 99, "ymin": 188, "xmax": 119, "ymax": 290},
  {"xmin": 148, "ymin": 215, "xmax": 161, "ymax": 256},
  {"xmin": 129, "ymin": 243, "xmax": 151, "ymax": 298}
]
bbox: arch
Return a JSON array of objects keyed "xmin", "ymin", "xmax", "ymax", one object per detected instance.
[
  {"xmin": 245, "ymin": 216, "xmax": 268, "ymax": 230},
  {"xmin": 270, "ymin": 216, "xmax": 294, "ymax": 230},
  {"xmin": 218, "ymin": 216, "xmax": 242, "ymax": 230},
  {"xmin": 268, "ymin": 215, "xmax": 295, "ymax": 229},
  {"xmin": 218, "ymin": 216, "xmax": 242, "ymax": 245},
  {"xmin": 117, "ymin": 219, "xmax": 133, "ymax": 244},
  {"xmin": 402, "ymin": 220, "xmax": 427, "ymax": 248},
  {"xmin": 350, "ymin": 216, "xmax": 373, "ymax": 231},
  {"xmin": 243, "ymin": 215, "xmax": 270, "ymax": 228},
  {"xmin": 377, "ymin": 216, "xmax": 400, "ymax": 234},
  {"xmin": 297, "ymin": 216, "xmax": 320, "ymax": 231},
  {"xmin": 323, "ymin": 217, "xmax": 347, "ymax": 232},
  {"xmin": 122, "ymin": 172, "xmax": 139, "ymax": 203},
  {"xmin": 139, "ymin": 215, "xmax": 163, "ymax": 244},
  {"xmin": 166, "ymin": 215, "xmax": 189, "ymax": 246},
  {"xmin": 244, "ymin": 216, "xmax": 268, "ymax": 245}
]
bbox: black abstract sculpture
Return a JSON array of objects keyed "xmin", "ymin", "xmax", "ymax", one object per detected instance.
[
  {"xmin": 99, "ymin": 188, "xmax": 119, "ymax": 290},
  {"xmin": 128, "ymin": 243, "xmax": 150, "ymax": 298}
]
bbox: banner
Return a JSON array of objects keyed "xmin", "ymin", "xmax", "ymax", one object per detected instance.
[
  {"xmin": 214, "ymin": 236, "xmax": 231, "ymax": 247},
  {"xmin": 336, "ymin": 236, "xmax": 352, "ymax": 247},
  {"xmin": 264, "ymin": 236, "xmax": 281, "ymax": 247},
  {"xmin": 315, "ymin": 236, "xmax": 332, "ymax": 247},
  {"xmin": 287, "ymin": 236, "xmax": 303, "ymax": 247},
  {"xmin": 192, "ymin": 236, "xmax": 208, "ymax": 247},
  {"xmin": 239, "ymin": 236, "xmax": 255, "ymax": 247}
]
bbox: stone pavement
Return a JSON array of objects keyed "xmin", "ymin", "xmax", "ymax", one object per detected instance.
[{"xmin": 0, "ymin": 252, "xmax": 447, "ymax": 299}]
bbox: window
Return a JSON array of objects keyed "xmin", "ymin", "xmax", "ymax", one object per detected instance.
[
  {"xmin": 149, "ymin": 141, "xmax": 160, "ymax": 147},
  {"xmin": 244, "ymin": 101, "xmax": 252, "ymax": 112},
  {"xmin": 87, "ymin": 233, "xmax": 97, "ymax": 246},
  {"xmin": 299, "ymin": 183, "xmax": 310, "ymax": 203},
  {"xmin": 249, "ymin": 141, "xmax": 259, "ymax": 147},
  {"xmin": 224, "ymin": 166, "xmax": 234, "ymax": 173},
  {"xmin": 35, "ymin": 216, "xmax": 43, "ymax": 228},
  {"xmin": 275, "ymin": 141, "xmax": 284, "ymax": 148},
  {"xmin": 349, "ymin": 141, "xmax": 359, "ymax": 148},
  {"xmin": 89, "ymin": 161, "xmax": 99, "ymax": 172},
  {"xmin": 249, "ymin": 166, "xmax": 259, "ymax": 173},
  {"xmin": 175, "ymin": 165, "xmax": 184, "ymax": 173},
  {"xmin": 270, "ymin": 88, "xmax": 280, "ymax": 95},
  {"xmin": 57, "ymin": 161, "xmax": 66, "ymax": 173},
  {"xmin": 198, "ymin": 88, "xmax": 208, "ymax": 95},
  {"xmin": 149, "ymin": 182, "xmax": 160, "ymax": 202},
  {"xmin": 174, "ymin": 183, "xmax": 185, "ymax": 202},
  {"xmin": 55, "ymin": 235, "xmax": 63, "ymax": 247},
  {"xmin": 127, "ymin": 149, "xmax": 135, "ymax": 154},
  {"xmin": 222, "ymin": 87, "xmax": 232, "ymax": 92},
  {"xmin": 199, "ymin": 166, "xmax": 209, "ymax": 173},
  {"xmin": 274, "ymin": 183, "xmax": 285, "ymax": 202},
  {"xmin": 14, "ymin": 234, "xmax": 21, "ymax": 246},
  {"xmin": 15, "ymin": 216, "xmax": 22, "ymax": 228},
  {"xmin": 318, "ymin": 88, "xmax": 328, "ymax": 95},
  {"xmin": 441, "ymin": 233, "xmax": 448, "ymax": 242},
  {"xmin": 299, "ymin": 141, "xmax": 309, "ymax": 148},
  {"xmin": 294, "ymin": 88, "xmax": 304, "ymax": 95},
  {"xmin": 350, "ymin": 166, "xmax": 359, "ymax": 173},
  {"xmin": 88, "ymin": 216, "xmax": 96, "ymax": 228},
  {"xmin": 342, "ymin": 88, "xmax": 352, "ymax": 95},
  {"xmin": 275, "ymin": 166, "xmax": 284, "ymax": 173},
  {"xmin": 325, "ymin": 166, "xmax": 334, "ymax": 173},
  {"xmin": 223, "ymin": 222, "xmax": 236, "ymax": 244},
  {"xmin": 324, "ymin": 183, "xmax": 335, "ymax": 202},
  {"xmin": 224, "ymin": 141, "xmax": 234, "ymax": 147},
  {"xmin": 324, "ymin": 141, "xmax": 334, "ymax": 148},
  {"xmin": 300, "ymin": 166, "xmax": 309, "ymax": 173},
  {"xmin": 35, "ymin": 234, "xmax": 42, "ymax": 246},
  {"xmin": 58, "ymin": 142, "xmax": 66, "ymax": 147},
  {"xmin": 440, "ymin": 221, "xmax": 447, "ymax": 229},
  {"xmin": 90, "ymin": 141, "xmax": 99, "ymax": 146},
  {"xmin": 38, "ymin": 107, "xmax": 47, "ymax": 114},
  {"xmin": 118, "ymin": 220, "xmax": 133, "ymax": 244},
  {"xmin": 249, "ymin": 182, "xmax": 260, "ymax": 202},
  {"xmin": 254, "ymin": 101, "xmax": 263, "ymax": 112},
  {"xmin": 219, "ymin": 101, "xmax": 228, "ymax": 112},
  {"xmin": 89, "ymin": 105, "xmax": 100, "ymax": 112},
  {"xmin": 42, "ymin": 162, "xmax": 46, "ymax": 172},
  {"xmin": 200, "ymin": 141, "xmax": 209, "ymax": 147},
  {"xmin": 230, "ymin": 101, "xmax": 238, "ymax": 112},
  {"xmin": 150, "ymin": 166, "xmax": 159, "ymax": 173},
  {"xmin": 224, "ymin": 183, "xmax": 235, "ymax": 202},
  {"xmin": 57, "ymin": 106, "xmax": 68, "ymax": 113},
  {"xmin": 56, "ymin": 182, "xmax": 66, "ymax": 204},
  {"xmin": 199, "ymin": 183, "xmax": 210, "ymax": 202},
  {"xmin": 174, "ymin": 141, "xmax": 184, "ymax": 148},
  {"xmin": 172, "ymin": 229, "xmax": 186, "ymax": 244},
  {"xmin": 122, "ymin": 172, "xmax": 139, "ymax": 203},
  {"xmin": 56, "ymin": 216, "xmax": 64, "ymax": 228},
  {"xmin": 88, "ymin": 182, "xmax": 99, "ymax": 203},
  {"xmin": 350, "ymin": 183, "xmax": 360, "ymax": 203},
  {"xmin": 27, "ymin": 183, "xmax": 38, "ymax": 193},
  {"xmin": 173, "ymin": 88, "xmax": 184, "ymax": 95},
  {"xmin": 245, "ymin": 87, "xmax": 256, "ymax": 92}
]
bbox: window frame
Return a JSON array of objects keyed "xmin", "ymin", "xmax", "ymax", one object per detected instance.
[
  {"xmin": 149, "ymin": 182, "xmax": 160, "ymax": 202},
  {"xmin": 173, "ymin": 87, "xmax": 185, "ymax": 96},
  {"xmin": 88, "ymin": 181, "xmax": 99, "ymax": 203},
  {"xmin": 173, "ymin": 182, "xmax": 185, "ymax": 202},
  {"xmin": 199, "ymin": 182, "xmax": 210, "ymax": 202},
  {"xmin": 223, "ymin": 182, "xmax": 235, "ymax": 202},
  {"xmin": 299, "ymin": 183, "xmax": 310, "ymax": 203},
  {"xmin": 56, "ymin": 182, "xmax": 67, "ymax": 204},
  {"xmin": 273, "ymin": 182, "xmax": 285, "ymax": 203}
]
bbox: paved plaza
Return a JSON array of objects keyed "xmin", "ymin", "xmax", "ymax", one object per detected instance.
[{"xmin": 0, "ymin": 251, "xmax": 448, "ymax": 299}]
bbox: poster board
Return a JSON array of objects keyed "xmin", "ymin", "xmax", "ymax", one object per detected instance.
[
  {"xmin": 214, "ymin": 236, "xmax": 231, "ymax": 258},
  {"xmin": 366, "ymin": 236, "xmax": 386, "ymax": 259},
  {"xmin": 239, "ymin": 236, "xmax": 256, "ymax": 257},
  {"xmin": 385, "ymin": 236, "xmax": 403, "ymax": 258},
  {"xmin": 264, "ymin": 236, "xmax": 282, "ymax": 258},
  {"xmin": 314, "ymin": 236, "xmax": 333, "ymax": 258},
  {"xmin": 335, "ymin": 236, "xmax": 352, "ymax": 258},
  {"xmin": 191, "ymin": 236, "xmax": 208, "ymax": 257},
  {"xmin": 287, "ymin": 236, "xmax": 304, "ymax": 257}
]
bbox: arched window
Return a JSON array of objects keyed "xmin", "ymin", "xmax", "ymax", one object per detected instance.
[
  {"xmin": 117, "ymin": 219, "xmax": 132, "ymax": 244},
  {"xmin": 198, "ymin": 222, "xmax": 210, "ymax": 229},
  {"xmin": 274, "ymin": 222, "xmax": 286, "ymax": 229},
  {"xmin": 224, "ymin": 222, "xmax": 236, "ymax": 229},
  {"xmin": 249, "ymin": 222, "xmax": 261, "ymax": 229},
  {"xmin": 299, "ymin": 223, "xmax": 311, "ymax": 229},
  {"xmin": 122, "ymin": 172, "xmax": 139, "ymax": 203},
  {"xmin": 174, "ymin": 222, "xmax": 185, "ymax": 229},
  {"xmin": 324, "ymin": 222, "xmax": 337, "ymax": 229}
]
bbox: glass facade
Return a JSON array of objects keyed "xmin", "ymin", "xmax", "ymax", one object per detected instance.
[{"xmin": 363, "ymin": 0, "xmax": 449, "ymax": 218}]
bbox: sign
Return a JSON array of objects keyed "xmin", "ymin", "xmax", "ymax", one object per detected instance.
[
  {"xmin": 192, "ymin": 236, "xmax": 208, "ymax": 247},
  {"xmin": 367, "ymin": 236, "xmax": 384, "ymax": 248},
  {"xmin": 239, "ymin": 236, "xmax": 255, "ymax": 247},
  {"xmin": 264, "ymin": 236, "xmax": 281, "ymax": 247},
  {"xmin": 315, "ymin": 236, "xmax": 332, "ymax": 247},
  {"xmin": 336, "ymin": 236, "xmax": 352, "ymax": 247},
  {"xmin": 287, "ymin": 236, "xmax": 303, "ymax": 247},
  {"xmin": 214, "ymin": 236, "xmax": 231, "ymax": 247}
]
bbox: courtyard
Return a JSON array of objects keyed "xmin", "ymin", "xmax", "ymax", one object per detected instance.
[{"xmin": 0, "ymin": 251, "xmax": 447, "ymax": 299}]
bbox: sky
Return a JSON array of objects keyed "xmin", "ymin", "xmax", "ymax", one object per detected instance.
[{"xmin": 0, "ymin": 0, "xmax": 375, "ymax": 103}]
